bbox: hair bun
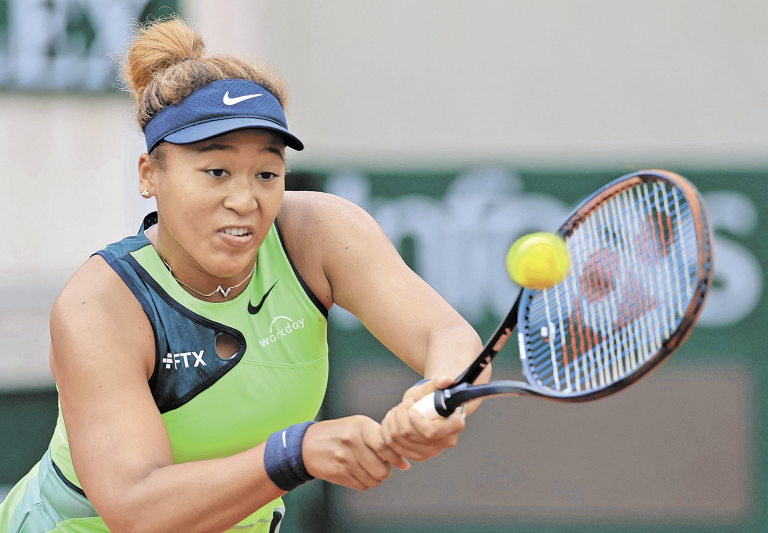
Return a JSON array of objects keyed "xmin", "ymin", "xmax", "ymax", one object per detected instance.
[{"xmin": 124, "ymin": 17, "xmax": 205, "ymax": 99}]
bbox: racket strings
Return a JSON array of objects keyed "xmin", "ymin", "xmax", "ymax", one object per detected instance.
[{"xmin": 523, "ymin": 181, "xmax": 700, "ymax": 393}]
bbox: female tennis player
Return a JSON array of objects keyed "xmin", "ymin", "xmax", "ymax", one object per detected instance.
[{"xmin": 0, "ymin": 17, "xmax": 487, "ymax": 533}]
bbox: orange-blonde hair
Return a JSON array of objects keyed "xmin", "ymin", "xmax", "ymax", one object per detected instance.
[{"xmin": 123, "ymin": 17, "xmax": 289, "ymax": 132}]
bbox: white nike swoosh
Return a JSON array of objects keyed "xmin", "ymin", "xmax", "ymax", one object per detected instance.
[{"xmin": 222, "ymin": 92, "xmax": 263, "ymax": 105}]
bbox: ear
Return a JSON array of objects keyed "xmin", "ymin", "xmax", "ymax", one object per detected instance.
[{"xmin": 138, "ymin": 153, "xmax": 158, "ymax": 197}]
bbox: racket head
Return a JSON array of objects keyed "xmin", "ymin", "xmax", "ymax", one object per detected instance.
[{"xmin": 516, "ymin": 169, "xmax": 713, "ymax": 401}]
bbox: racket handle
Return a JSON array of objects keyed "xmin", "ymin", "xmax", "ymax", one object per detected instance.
[{"xmin": 411, "ymin": 392, "xmax": 442, "ymax": 419}]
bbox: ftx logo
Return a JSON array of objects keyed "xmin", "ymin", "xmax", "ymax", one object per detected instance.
[{"xmin": 162, "ymin": 351, "xmax": 206, "ymax": 370}]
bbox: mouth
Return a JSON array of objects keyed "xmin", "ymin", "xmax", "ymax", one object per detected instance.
[
  {"xmin": 218, "ymin": 226, "xmax": 255, "ymax": 245},
  {"xmin": 222, "ymin": 227, "xmax": 252, "ymax": 237}
]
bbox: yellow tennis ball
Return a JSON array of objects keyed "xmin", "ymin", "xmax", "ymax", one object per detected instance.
[{"xmin": 506, "ymin": 232, "xmax": 570, "ymax": 289}]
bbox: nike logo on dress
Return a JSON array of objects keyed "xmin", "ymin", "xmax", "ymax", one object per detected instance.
[
  {"xmin": 248, "ymin": 280, "xmax": 278, "ymax": 315},
  {"xmin": 223, "ymin": 91, "xmax": 263, "ymax": 105}
]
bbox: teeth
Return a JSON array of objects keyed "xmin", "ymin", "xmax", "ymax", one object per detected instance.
[{"xmin": 224, "ymin": 228, "xmax": 249, "ymax": 236}]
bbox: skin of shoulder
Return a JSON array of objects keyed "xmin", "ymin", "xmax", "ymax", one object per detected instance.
[
  {"xmin": 50, "ymin": 254, "xmax": 156, "ymax": 388},
  {"xmin": 278, "ymin": 191, "xmax": 482, "ymax": 377},
  {"xmin": 277, "ymin": 189, "xmax": 406, "ymax": 315}
]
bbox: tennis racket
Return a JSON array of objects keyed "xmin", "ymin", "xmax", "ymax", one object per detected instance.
[{"xmin": 413, "ymin": 169, "xmax": 713, "ymax": 418}]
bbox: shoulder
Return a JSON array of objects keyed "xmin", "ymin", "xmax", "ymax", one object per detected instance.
[
  {"xmin": 54, "ymin": 254, "xmax": 136, "ymax": 318},
  {"xmin": 278, "ymin": 191, "xmax": 387, "ymax": 246},
  {"xmin": 279, "ymin": 190, "xmax": 373, "ymax": 224},
  {"xmin": 50, "ymin": 254, "xmax": 155, "ymax": 381},
  {"xmin": 276, "ymin": 191, "xmax": 391, "ymax": 309}
]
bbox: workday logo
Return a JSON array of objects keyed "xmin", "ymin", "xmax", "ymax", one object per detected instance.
[
  {"xmin": 326, "ymin": 168, "xmax": 762, "ymax": 329},
  {"xmin": 259, "ymin": 316, "xmax": 306, "ymax": 347}
]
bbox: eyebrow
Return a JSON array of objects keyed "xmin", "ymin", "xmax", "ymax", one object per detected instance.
[
  {"xmin": 264, "ymin": 146, "xmax": 285, "ymax": 161},
  {"xmin": 195, "ymin": 143, "xmax": 285, "ymax": 161},
  {"xmin": 195, "ymin": 143, "xmax": 235, "ymax": 153}
]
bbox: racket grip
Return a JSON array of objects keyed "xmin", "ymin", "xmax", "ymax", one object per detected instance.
[{"xmin": 411, "ymin": 392, "xmax": 442, "ymax": 419}]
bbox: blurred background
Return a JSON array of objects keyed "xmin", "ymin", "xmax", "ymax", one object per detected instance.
[{"xmin": 0, "ymin": 1, "xmax": 765, "ymax": 532}]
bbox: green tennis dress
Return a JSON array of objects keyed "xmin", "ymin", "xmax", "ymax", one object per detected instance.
[{"xmin": 0, "ymin": 213, "xmax": 329, "ymax": 532}]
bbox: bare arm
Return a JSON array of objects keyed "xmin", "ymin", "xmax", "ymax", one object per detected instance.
[{"xmin": 279, "ymin": 192, "xmax": 490, "ymax": 461}]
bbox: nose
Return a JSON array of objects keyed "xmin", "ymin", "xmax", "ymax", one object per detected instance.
[{"xmin": 222, "ymin": 175, "xmax": 258, "ymax": 214}]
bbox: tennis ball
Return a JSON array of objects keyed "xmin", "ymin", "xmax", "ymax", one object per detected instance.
[{"xmin": 506, "ymin": 232, "xmax": 570, "ymax": 289}]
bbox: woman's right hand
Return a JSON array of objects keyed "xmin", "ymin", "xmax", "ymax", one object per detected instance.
[{"xmin": 301, "ymin": 415, "xmax": 411, "ymax": 491}]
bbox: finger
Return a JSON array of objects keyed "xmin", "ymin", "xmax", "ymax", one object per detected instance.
[
  {"xmin": 381, "ymin": 409, "xmax": 413, "ymax": 458},
  {"xmin": 374, "ymin": 439, "xmax": 412, "ymax": 471},
  {"xmin": 361, "ymin": 420, "xmax": 411, "ymax": 471},
  {"xmin": 349, "ymin": 438, "xmax": 393, "ymax": 487},
  {"xmin": 354, "ymin": 446, "xmax": 393, "ymax": 485},
  {"xmin": 349, "ymin": 461, "xmax": 389, "ymax": 490},
  {"xmin": 408, "ymin": 402, "xmax": 466, "ymax": 442},
  {"xmin": 325, "ymin": 442, "xmax": 387, "ymax": 491},
  {"xmin": 384, "ymin": 404, "xmax": 445, "ymax": 462},
  {"xmin": 402, "ymin": 378, "xmax": 436, "ymax": 403},
  {"xmin": 342, "ymin": 419, "xmax": 397, "ymax": 488},
  {"xmin": 403, "ymin": 375, "xmax": 456, "ymax": 404},
  {"xmin": 397, "ymin": 399, "xmax": 463, "ymax": 445},
  {"xmin": 402, "ymin": 376, "xmax": 437, "ymax": 403},
  {"xmin": 381, "ymin": 407, "xmax": 420, "ymax": 459},
  {"xmin": 339, "ymin": 474, "xmax": 371, "ymax": 492},
  {"xmin": 318, "ymin": 447, "xmax": 378, "ymax": 491}
]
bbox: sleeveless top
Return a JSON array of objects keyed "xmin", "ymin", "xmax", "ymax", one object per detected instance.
[{"xmin": 47, "ymin": 212, "xmax": 329, "ymax": 531}]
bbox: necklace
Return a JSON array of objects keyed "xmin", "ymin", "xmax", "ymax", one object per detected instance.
[{"xmin": 161, "ymin": 258, "xmax": 257, "ymax": 299}]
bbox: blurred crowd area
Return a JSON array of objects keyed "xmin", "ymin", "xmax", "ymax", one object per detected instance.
[{"xmin": 0, "ymin": 2, "xmax": 766, "ymax": 532}]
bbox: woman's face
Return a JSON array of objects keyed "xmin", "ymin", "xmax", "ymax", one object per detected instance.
[{"xmin": 139, "ymin": 129, "xmax": 286, "ymax": 284}]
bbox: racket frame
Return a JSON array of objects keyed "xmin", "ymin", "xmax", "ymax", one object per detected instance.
[{"xmin": 429, "ymin": 169, "xmax": 713, "ymax": 416}]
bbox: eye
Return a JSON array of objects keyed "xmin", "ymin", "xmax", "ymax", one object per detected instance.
[
  {"xmin": 257, "ymin": 172, "xmax": 280, "ymax": 181},
  {"xmin": 205, "ymin": 169, "xmax": 230, "ymax": 178}
]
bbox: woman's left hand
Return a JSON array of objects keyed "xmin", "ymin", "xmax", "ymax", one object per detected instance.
[{"xmin": 380, "ymin": 376, "xmax": 466, "ymax": 462}]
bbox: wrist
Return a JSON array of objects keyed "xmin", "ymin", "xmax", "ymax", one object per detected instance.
[{"xmin": 263, "ymin": 421, "xmax": 316, "ymax": 492}]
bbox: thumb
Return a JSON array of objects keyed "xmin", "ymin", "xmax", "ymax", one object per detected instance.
[
  {"xmin": 390, "ymin": 454, "xmax": 412, "ymax": 471},
  {"xmin": 432, "ymin": 376, "xmax": 455, "ymax": 390},
  {"xmin": 403, "ymin": 375, "xmax": 454, "ymax": 403}
]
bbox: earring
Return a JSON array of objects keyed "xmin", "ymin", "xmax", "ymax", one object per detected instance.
[{"xmin": 141, "ymin": 189, "xmax": 151, "ymax": 198}]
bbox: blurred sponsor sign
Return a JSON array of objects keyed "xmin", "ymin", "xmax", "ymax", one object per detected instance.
[
  {"xmin": 0, "ymin": 0, "xmax": 177, "ymax": 91},
  {"xmin": 326, "ymin": 168, "xmax": 762, "ymax": 331}
]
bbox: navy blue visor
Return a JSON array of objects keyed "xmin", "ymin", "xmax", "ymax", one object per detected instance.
[{"xmin": 143, "ymin": 79, "xmax": 303, "ymax": 153}]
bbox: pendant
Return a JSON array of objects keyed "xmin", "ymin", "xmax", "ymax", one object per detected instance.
[{"xmin": 215, "ymin": 285, "xmax": 232, "ymax": 298}]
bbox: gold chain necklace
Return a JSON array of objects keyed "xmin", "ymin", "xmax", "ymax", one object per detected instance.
[{"xmin": 161, "ymin": 259, "xmax": 256, "ymax": 298}]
